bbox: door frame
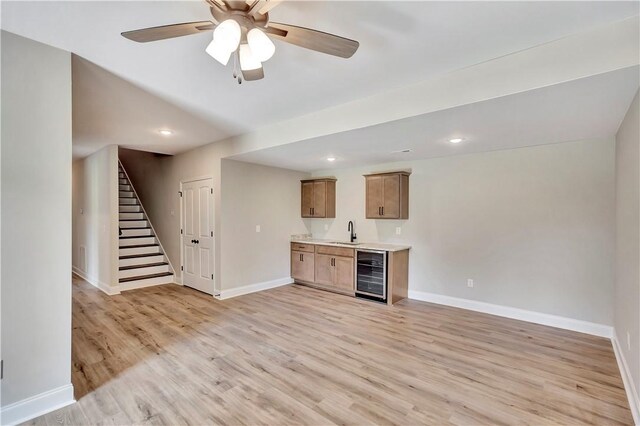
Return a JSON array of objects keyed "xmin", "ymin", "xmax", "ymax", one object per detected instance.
[{"xmin": 179, "ymin": 176, "xmax": 218, "ymax": 296}]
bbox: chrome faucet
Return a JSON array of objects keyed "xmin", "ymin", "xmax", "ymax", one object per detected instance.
[{"xmin": 348, "ymin": 221, "xmax": 357, "ymax": 243}]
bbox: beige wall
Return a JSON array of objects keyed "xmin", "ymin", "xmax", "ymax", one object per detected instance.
[
  {"xmin": 614, "ymin": 90, "xmax": 639, "ymax": 414},
  {"xmin": 221, "ymin": 159, "xmax": 310, "ymax": 290},
  {"xmin": 72, "ymin": 145, "xmax": 119, "ymax": 292},
  {"xmin": 1, "ymin": 31, "xmax": 73, "ymax": 415},
  {"xmin": 310, "ymin": 138, "xmax": 616, "ymax": 325}
]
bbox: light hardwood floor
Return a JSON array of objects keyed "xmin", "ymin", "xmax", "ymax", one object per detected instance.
[{"xmin": 26, "ymin": 275, "xmax": 632, "ymax": 425}]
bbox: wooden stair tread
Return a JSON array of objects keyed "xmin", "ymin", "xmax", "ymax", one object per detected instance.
[
  {"xmin": 120, "ymin": 253, "xmax": 162, "ymax": 259},
  {"xmin": 119, "ymin": 219, "xmax": 146, "ymax": 221},
  {"xmin": 119, "ymin": 272, "xmax": 173, "ymax": 283},
  {"xmin": 121, "ymin": 227, "xmax": 151, "ymax": 230},
  {"xmin": 119, "ymin": 262, "xmax": 168, "ymax": 271},
  {"xmin": 119, "ymin": 243, "xmax": 158, "ymax": 249}
]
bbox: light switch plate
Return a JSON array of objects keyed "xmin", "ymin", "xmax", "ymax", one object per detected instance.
[
  {"xmin": 256, "ymin": 225, "xmax": 261, "ymax": 233},
  {"xmin": 396, "ymin": 227, "xmax": 401, "ymax": 235}
]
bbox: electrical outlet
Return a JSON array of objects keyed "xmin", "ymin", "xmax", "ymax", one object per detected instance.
[
  {"xmin": 627, "ymin": 331, "xmax": 631, "ymax": 351},
  {"xmin": 467, "ymin": 279, "xmax": 474, "ymax": 288},
  {"xmin": 324, "ymin": 224, "xmax": 329, "ymax": 231},
  {"xmin": 396, "ymin": 227, "xmax": 402, "ymax": 235},
  {"xmin": 255, "ymin": 225, "xmax": 261, "ymax": 233}
]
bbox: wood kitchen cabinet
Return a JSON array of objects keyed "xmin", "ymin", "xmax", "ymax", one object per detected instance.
[
  {"xmin": 301, "ymin": 178, "xmax": 336, "ymax": 218},
  {"xmin": 291, "ymin": 243, "xmax": 354, "ymax": 294},
  {"xmin": 313, "ymin": 253, "xmax": 354, "ymax": 291},
  {"xmin": 291, "ymin": 250, "xmax": 315, "ymax": 283},
  {"xmin": 313, "ymin": 245, "xmax": 354, "ymax": 293},
  {"xmin": 364, "ymin": 171, "xmax": 410, "ymax": 219}
]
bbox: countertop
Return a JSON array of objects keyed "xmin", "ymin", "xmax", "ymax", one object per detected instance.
[{"xmin": 290, "ymin": 238, "xmax": 411, "ymax": 252}]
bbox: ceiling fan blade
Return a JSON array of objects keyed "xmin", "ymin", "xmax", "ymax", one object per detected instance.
[
  {"xmin": 122, "ymin": 21, "xmax": 214, "ymax": 43},
  {"xmin": 248, "ymin": 0, "xmax": 283, "ymax": 16},
  {"xmin": 265, "ymin": 22, "xmax": 359, "ymax": 58},
  {"xmin": 242, "ymin": 67, "xmax": 265, "ymax": 81}
]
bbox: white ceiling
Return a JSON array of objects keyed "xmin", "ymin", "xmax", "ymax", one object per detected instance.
[
  {"xmin": 1, "ymin": 1, "xmax": 638, "ymax": 157},
  {"xmin": 230, "ymin": 66, "xmax": 640, "ymax": 171},
  {"xmin": 72, "ymin": 56, "xmax": 223, "ymax": 157}
]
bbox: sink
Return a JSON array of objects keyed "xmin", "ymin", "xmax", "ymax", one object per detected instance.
[{"xmin": 328, "ymin": 241, "xmax": 360, "ymax": 246}]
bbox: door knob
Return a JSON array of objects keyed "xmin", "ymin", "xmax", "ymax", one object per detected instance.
[
  {"xmin": 195, "ymin": 239, "xmax": 200, "ymax": 244},
  {"xmin": 191, "ymin": 239, "xmax": 196, "ymax": 244}
]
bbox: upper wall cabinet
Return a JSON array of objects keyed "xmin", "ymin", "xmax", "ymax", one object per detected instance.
[
  {"xmin": 301, "ymin": 178, "xmax": 336, "ymax": 218},
  {"xmin": 364, "ymin": 171, "xmax": 410, "ymax": 219}
]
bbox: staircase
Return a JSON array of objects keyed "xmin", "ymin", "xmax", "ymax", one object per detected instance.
[{"xmin": 118, "ymin": 163, "xmax": 175, "ymax": 290}]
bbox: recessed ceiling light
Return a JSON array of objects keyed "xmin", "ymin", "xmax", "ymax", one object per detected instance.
[
  {"xmin": 449, "ymin": 138, "xmax": 463, "ymax": 144},
  {"xmin": 159, "ymin": 129, "xmax": 173, "ymax": 136},
  {"xmin": 327, "ymin": 157, "xmax": 336, "ymax": 162}
]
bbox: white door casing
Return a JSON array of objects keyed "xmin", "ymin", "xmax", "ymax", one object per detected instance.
[{"xmin": 181, "ymin": 178, "xmax": 215, "ymax": 295}]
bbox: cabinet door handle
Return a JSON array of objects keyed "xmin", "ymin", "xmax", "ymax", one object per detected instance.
[
  {"xmin": 381, "ymin": 206, "xmax": 384, "ymax": 216},
  {"xmin": 300, "ymin": 253, "xmax": 302, "ymax": 261},
  {"xmin": 312, "ymin": 207, "xmax": 315, "ymax": 216}
]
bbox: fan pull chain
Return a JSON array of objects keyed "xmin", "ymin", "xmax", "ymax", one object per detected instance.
[
  {"xmin": 232, "ymin": 51, "xmax": 242, "ymax": 84},
  {"xmin": 232, "ymin": 52, "xmax": 238, "ymax": 79}
]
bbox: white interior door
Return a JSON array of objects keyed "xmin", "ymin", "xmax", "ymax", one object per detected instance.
[{"xmin": 181, "ymin": 178, "xmax": 215, "ymax": 295}]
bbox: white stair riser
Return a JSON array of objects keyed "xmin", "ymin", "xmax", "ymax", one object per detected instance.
[
  {"xmin": 119, "ymin": 275, "xmax": 174, "ymax": 291},
  {"xmin": 120, "ymin": 220, "xmax": 148, "ymax": 228},
  {"xmin": 119, "ymin": 178, "xmax": 128, "ymax": 185},
  {"xmin": 119, "ymin": 245, "xmax": 159, "ymax": 256},
  {"xmin": 120, "ymin": 212, "xmax": 144, "ymax": 220},
  {"xmin": 119, "ymin": 191, "xmax": 134, "ymax": 197},
  {"xmin": 119, "ymin": 205, "xmax": 141, "ymax": 213},
  {"xmin": 121, "ymin": 228, "xmax": 152, "ymax": 237},
  {"xmin": 119, "ymin": 264, "xmax": 170, "ymax": 279},
  {"xmin": 119, "ymin": 184, "xmax": 131, "ymax": 191},
  {"xmin": 120, "ymin": 198, "xmax": 138, "ymax": 205},
  {"xmin": 119, "ymin": 254, "xmax": 165, "ymax": 268},
  {"xmin": 119, "ymin": 236, "xmax": 156, "ymax": 247},
  {"xmin": 119, "ymin": 174, "xmax": 125, "ymax": 179}
]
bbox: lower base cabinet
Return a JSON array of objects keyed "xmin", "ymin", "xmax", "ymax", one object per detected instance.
[
  {"xmin": 291, "ymin": 250, "xmax": 314, "ymax": 283},
  {"xmin": 291, "ymin": 243, "xmax": 355, "ymax": 294},
  {"xmin": 333, "ymin": 256, "xmax": 354, "ymax": 291},
  {"xmin": 314, "ymin": 254, "xmax": 354, "ymax": 291}
]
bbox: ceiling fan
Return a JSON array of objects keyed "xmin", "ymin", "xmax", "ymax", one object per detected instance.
[{"xmin": 121, "ymin": 0, "xmax": 360, "ymax": 83}]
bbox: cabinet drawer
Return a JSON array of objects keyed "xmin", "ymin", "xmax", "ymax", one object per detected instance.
[
  {"xmin": 315, "ymin": 245, "xmax": 354, "ymax": 258},
  {"xmin": 291, "ymin": 242, "xmax": 315, "ymax": 253}
]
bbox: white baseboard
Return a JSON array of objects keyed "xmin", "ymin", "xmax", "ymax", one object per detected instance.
[
  {"xmin": 72, "ymin": 267, "xmax": 120, "ymax": 295},
  {"xmin": 612, "ymin": 332, "xmax": 640, "ymax": 425},
  {"xmin": 218, "ymin": 277, "xmax": 293, "ymax": 300},
  {"xmin": 408, "ymin": 290, "xmax": 613, "ymax": 338},
  {"xmin": 0, "ymin": 384, "xmax": 75, "ymax": 426}
]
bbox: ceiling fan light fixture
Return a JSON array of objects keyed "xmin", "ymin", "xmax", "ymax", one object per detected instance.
[
  {"xmin": 247, "ymin": 28, "xmax": 275, "ymax": 62},
  {"xmin": 213, "ymin": 19, "xmax": 241, "ymax": 53},
  {"xmin": 205, "ymin": 38, "xmax": 232, "ymax": 65},
  {"xmin": 239, "ymin": 43, "xmax": 262, "ymax": 71}
]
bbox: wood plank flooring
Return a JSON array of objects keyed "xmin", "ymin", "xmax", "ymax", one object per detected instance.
[{"xmin": 26, "ymin": 275, "xmax": 633, "ymax": 425}]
